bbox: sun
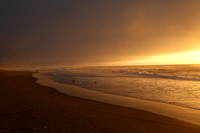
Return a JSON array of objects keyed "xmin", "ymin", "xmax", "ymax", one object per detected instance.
[
  {"xmin": 145, "ymin": 51, "xmax": 200, "ymax": 65},
  {"xmin": 115, "ymin": 51, "xmax": 200, "ymax": 66}
]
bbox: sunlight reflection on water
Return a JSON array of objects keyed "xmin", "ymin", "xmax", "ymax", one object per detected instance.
[{"xmin": 52, "ymin": 64, "xmax": 200, "ymax": 110}]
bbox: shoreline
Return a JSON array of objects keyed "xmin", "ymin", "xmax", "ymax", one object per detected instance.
[
  {"xmin": 0, "ymin": 70, "xmax": 200, "ymax": 132},
  {"xmin": 34, "ymin": 71, "xmax": 200, "ymax": 125}
]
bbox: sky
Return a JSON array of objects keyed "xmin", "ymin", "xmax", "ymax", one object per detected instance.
[{"xmin": 1, "ymin": 0, "xmax": 200, "ymax": 67}]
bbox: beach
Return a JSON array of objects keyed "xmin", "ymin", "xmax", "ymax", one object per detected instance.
[{"xmin": 0, "ymin": 71, "xmax": 200, "ymax": 133}]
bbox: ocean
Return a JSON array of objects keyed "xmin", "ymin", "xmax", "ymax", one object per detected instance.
[
  {"xmin": 51, "ymin": 64, "xmax": 200, "ymax": 110},
  {"xmin": 33, "ymin": 64, "xmax": 200, "ymax": 124}
]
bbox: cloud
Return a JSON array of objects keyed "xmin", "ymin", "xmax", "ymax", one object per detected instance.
[{"xmin": 1, "ymin": 0, "xmax": 200, "ymax": 66}]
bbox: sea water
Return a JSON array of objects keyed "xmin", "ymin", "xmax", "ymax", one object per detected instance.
[
  {"xmin": 32, "ymin": 64, "xmax": 200, "ymax": 124},
  {"xmin": 51, "ymin": 64, "xmax": 200, "ymax": 111}
]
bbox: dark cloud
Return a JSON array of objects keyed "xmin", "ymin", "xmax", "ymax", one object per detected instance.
[{"xmin": 1, "ymin": 0, "xmax": 200, "ymax": 66}]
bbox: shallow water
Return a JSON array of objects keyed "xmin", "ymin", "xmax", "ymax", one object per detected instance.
[{"xmin": 51, "ymin": 64, "xmax": 200, "ymax": 110}]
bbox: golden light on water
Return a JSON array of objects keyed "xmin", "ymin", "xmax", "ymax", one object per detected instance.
[{"xmin": 113, "ymin": 51, "xmax": 200, "ymax": 66}]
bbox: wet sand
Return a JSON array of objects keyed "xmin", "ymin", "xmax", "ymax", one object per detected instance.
[{"xmin": 0, "ymin": 71, "xmax": 200, "ymax": 133}]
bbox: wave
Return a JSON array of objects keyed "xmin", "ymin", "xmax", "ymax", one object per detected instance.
[
  {"xmin": 52, "ymin": 70, "xmax": 200, "ymax": 81},
  {"xmin": 112, "ymin": 70, "xmax": 200, "ymax": 81}
]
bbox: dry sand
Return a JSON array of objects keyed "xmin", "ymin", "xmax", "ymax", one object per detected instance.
[{"xmin": 0, "ymin": 71, "xmax": 200, "ymax": 133}]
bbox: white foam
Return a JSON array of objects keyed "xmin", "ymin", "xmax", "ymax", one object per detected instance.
[{"xmin": 33, "ymin": 72, "xmax": 200, "ymax": 125}]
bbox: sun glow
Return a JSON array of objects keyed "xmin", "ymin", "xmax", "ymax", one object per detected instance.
[{"xmin": 115, "ymin": 51, "xmax": 200, "ymax": 65}]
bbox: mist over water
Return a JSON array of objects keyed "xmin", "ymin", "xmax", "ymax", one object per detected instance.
[{"xmin": 51, "ymin": 64, "xmax": 200, "ymax": 110}]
